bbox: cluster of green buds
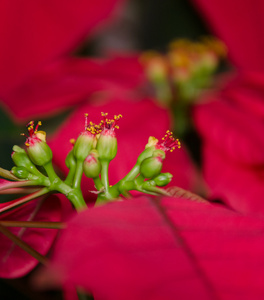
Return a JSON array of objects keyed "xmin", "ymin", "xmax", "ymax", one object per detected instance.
[
  {"xmin": 140, "ymin": 37, "xmax": 226, "ymax": 137},
  {"xmin": 141, "ymin": 37, "xmax": 226, "ymax": 104},
  {"xmin": 0, "ymin": 114, "xmax": 181, "ymax": 212}
]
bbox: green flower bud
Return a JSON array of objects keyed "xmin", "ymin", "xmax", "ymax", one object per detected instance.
[
  {"xmin": 152, "ymin": 149, "xmax": 166, "ymax": 159},
  {"xmin": 96, "ymin": 113, "xmax": 122, "ymax": 162},
  {"xmin": 73, "ymin": 114, "xmax": 100, "ymax": 161},
  {"xmin": 12, "ymin": 145, "xmax": 43, "ymax": 175},
  {"xmin": 73, "ymin": 131, "xmax": 96, "ymax": 161},
  {"xmin": 137, "ymin": 145, "xmax": 156, "ymax": 164},
  {"xmin": 153, "ymin": 173, "xmax": 173, "ymax": 187},
  {"xmin": 22, "ymin": 121, "xmax": 53, "ymax": 166},
  {"xmin": 140, "ymin": 155, "xmax": 163, "ymax": 179},
  {"xmin": 27, "ymin": 139, "xmax": 53, "ymax": 166},
  {"xmin": 11, "ymin": 166, "xmax": 39, "ymax": 181},
  {"xmin": 11, "ymin": 166, "xmax": 30, "ymax": 179},
  {"xmin": 83, "ymin": 150, "xmax": 101, "ymax": 178},
  {"xmin": 96, "ymin": 134, "xmax": 117, "ymax": 161}
]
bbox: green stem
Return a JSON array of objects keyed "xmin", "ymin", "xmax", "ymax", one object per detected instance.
[
  {"xmin": 43, "ymin": 161, "xmax": 60, "ymax": 183},
  {"xmin": 101, "ymin": 160, "xmax": 110, "ymax": 195},
  {"xmin": 142, "ymin": 186, "xmax": 170, "ymax": 196},
  {"xmin": 72, "ymin": 160, "xmax": 84, "ymax": 189},
  {"xmin": 0, "ymin": 224, "xmax": 48, "ymax": 265},
  {"xmin": 93, "ymin": 176, "xmax": 104, "ymax": 191},
  {"xmin": 67, "ymin": 189, "xmax": 87, "ymax": 211},
  {"xmin": 118, "ymin": 180, "xmax": 135, "ymax": 198},
  {"xmin": 0, "ymin": 187, "xmax": 50, "ymax": 214},
  {"xmin": 120, "ymin": 163, "xmax": 140, "ymax": 182},
  {"xmin": 134, "ymin": 174, "xmax": 145, "ymax": 186},
  {"xmin": 43, "ymin": 162, "xmax": 87, "ymax": 211},
  {"xmin": 0, "ymin": 220, "xmax": 65, "ymax": 229},
  {"xmin": 0, "ymin": 180, "xmax": 43, "ymax": 192},
  {"xmin": 64, "ymin": 165, "xmax": 76, "ymax": 186}
]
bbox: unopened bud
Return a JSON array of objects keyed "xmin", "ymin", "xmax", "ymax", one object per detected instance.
[
  {"xmin": 153, "ymin": 173, "xmax": 173, "ymax": 186},
  {"xmin": 83, "ymin": 150, "xmax": 101, "ymax": 178},
  {"xmin": 12, "ymin": 145, "xmax": 42, "ymax": 175},
  {"xmin": 140, "ymin": 155, "xmax": 163, "ymax": 179},
  {"xmin": 27, "ymin": 139, "xmax": 53, "ymax": 166},
  {"xmin": 11, "ymin": 166, "xmax": 39, "ymax": 181}
]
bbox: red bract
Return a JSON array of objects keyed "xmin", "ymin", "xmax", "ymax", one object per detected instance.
[
  {"xmin": 0, "ymin": 0, "xmax": 123, "ymax": 97},
  {"xmin": 0, "ymin": 0, "xmax": 149, "ymax": 123},
  {"xmin": 49, "ymin": 97, "xmax": 199, "ymax": 201},
  {"xmin": 3, "ymin": 55, "xmax": 145, "ymax": 122},
  {"xmin": 202, "ymin": 143, "xmax": 264, "ymax": 214},
  {"xmin": 191, "ymin": 0, "xmax": 264, "ymax": 71},
  {"xmin": 37, "ymin": 196, "xmax": 264, "ymax": 300},
  {"xmin": 0, "ymin": 195, "xmax": 61, "ymax": 278},
  {"xmin": 190, "ymin": 0, "xmax": 264, "ymax": 214}
]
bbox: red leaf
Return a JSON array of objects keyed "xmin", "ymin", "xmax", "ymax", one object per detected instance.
[
  {"xmin": 193, "ymin": 98, "xmax": 264, "ymax": 166},
  {"xmin": 191, "ymin": 0, "xmax": 264, "ymax": 70},
  {"xmin": 202, "ymin": 142, "xmax": 264, "ymax": 215},
  {"xmin": 37, "ymin": 196, "xmax": 264, "ymax": 299},
  {"xmin": 0, "ymin": 195, "xmax": 61, "ymax": 278},
  {"xmin": 3, "ymin": 55, "xmax": 145, "ymax": 122},
  {"xmin": 0, "ymin": 0, "xmax": 123, "ymax": 97}
]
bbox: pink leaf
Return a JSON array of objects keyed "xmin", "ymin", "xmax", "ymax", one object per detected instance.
[
  {"xmin": 0, "ymin": 195, "xmax": 61, "ymax": 278},
  {"xmin": 37, "ymin": 196, "xmax": 264, "ymax": 300}
]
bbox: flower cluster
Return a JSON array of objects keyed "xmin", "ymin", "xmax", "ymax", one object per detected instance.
[
  {"xmin": 0, "ymin": 113, "xmax": 181, "ymax": 211},
  {"xmin": 141, "ymin": 37, "xmax": 226, "ymax": 137},
  {"xmin": 141, "ymin": 37, "xmax": 226, "ymax": 104}
]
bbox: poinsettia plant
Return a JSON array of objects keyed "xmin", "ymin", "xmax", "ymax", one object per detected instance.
[{"xmin": 0, "ymin": 113, "xmax": 181, "ymax": 212}]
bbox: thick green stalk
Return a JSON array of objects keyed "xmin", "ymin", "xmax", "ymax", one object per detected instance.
[
  {"xmin": 44, "ymin": 161, "xmax": 87, "ymax": 211},
  {"xmin": 101, "ymin": 160, "xmax": 110, "ymax": 195},
  {"xmin": 72, "ymin": 160, "xmax": 84, "ymax": 189},
  {"xmin": 119, "ymin": 163, "xmax": 140, "ymax": 183},
  {"xmin": 64, "ymin": 165, "xmax": 76, "ymax": 186},
  {"xmin": 93, "ymin": 176, "xmax": 104, "ymax": 191}
]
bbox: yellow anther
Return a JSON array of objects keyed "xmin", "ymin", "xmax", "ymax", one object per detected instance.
[{"xmin": 70, "ymin": 138, "xmax": 75, "ymax": 145}]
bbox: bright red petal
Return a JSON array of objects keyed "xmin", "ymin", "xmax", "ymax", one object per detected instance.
[
  {"xmin": 202, "ymin": 142, "xmax": 264, "ymax": 215},
  {"xmin": 193, "ymin": 97, "xmax": 264, "ymax": 166},
  {"xmin": 191, "ymin": 0, "xmax": 264, "ymax": 70},
  {"xmin": 0, "ymin": 0, "xmax": 123, "ymax": 95},
  {"xmin": 2, "ymin": 55, "xmax": 145, "ymax": 122},
  {"xmin": 37, "ymin": 196, "xmax": 264, "ymax": 299}
]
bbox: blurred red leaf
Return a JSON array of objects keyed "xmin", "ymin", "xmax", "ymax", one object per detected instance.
[
  {"xmin": 0, "ymin": 195, "xmax": 61, "ymax": 278},
  {"xmin": 193, "ymin": 74, "xmax": 264, "ymax": 215},
  {"xmin": 0, "ymin": 0, "xmax": 123, "ymax": 97},
  {"xmin": 193, "ymin": 97, "xmax": 264, "ymax": 166},
  {"xmin": 191, "ymin": 0, "xmax": 264, "ymax": 70},
  {"xmin": 201, "ymin": 142, "xmax": 264, "ymax": 214},
  {"xmin": 3, "ymin": 55, "xmax": 145, "ymax": 122},
  {"xmin": 37, "ymin": 196, "xmax": 264, "ymax": 300}
]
